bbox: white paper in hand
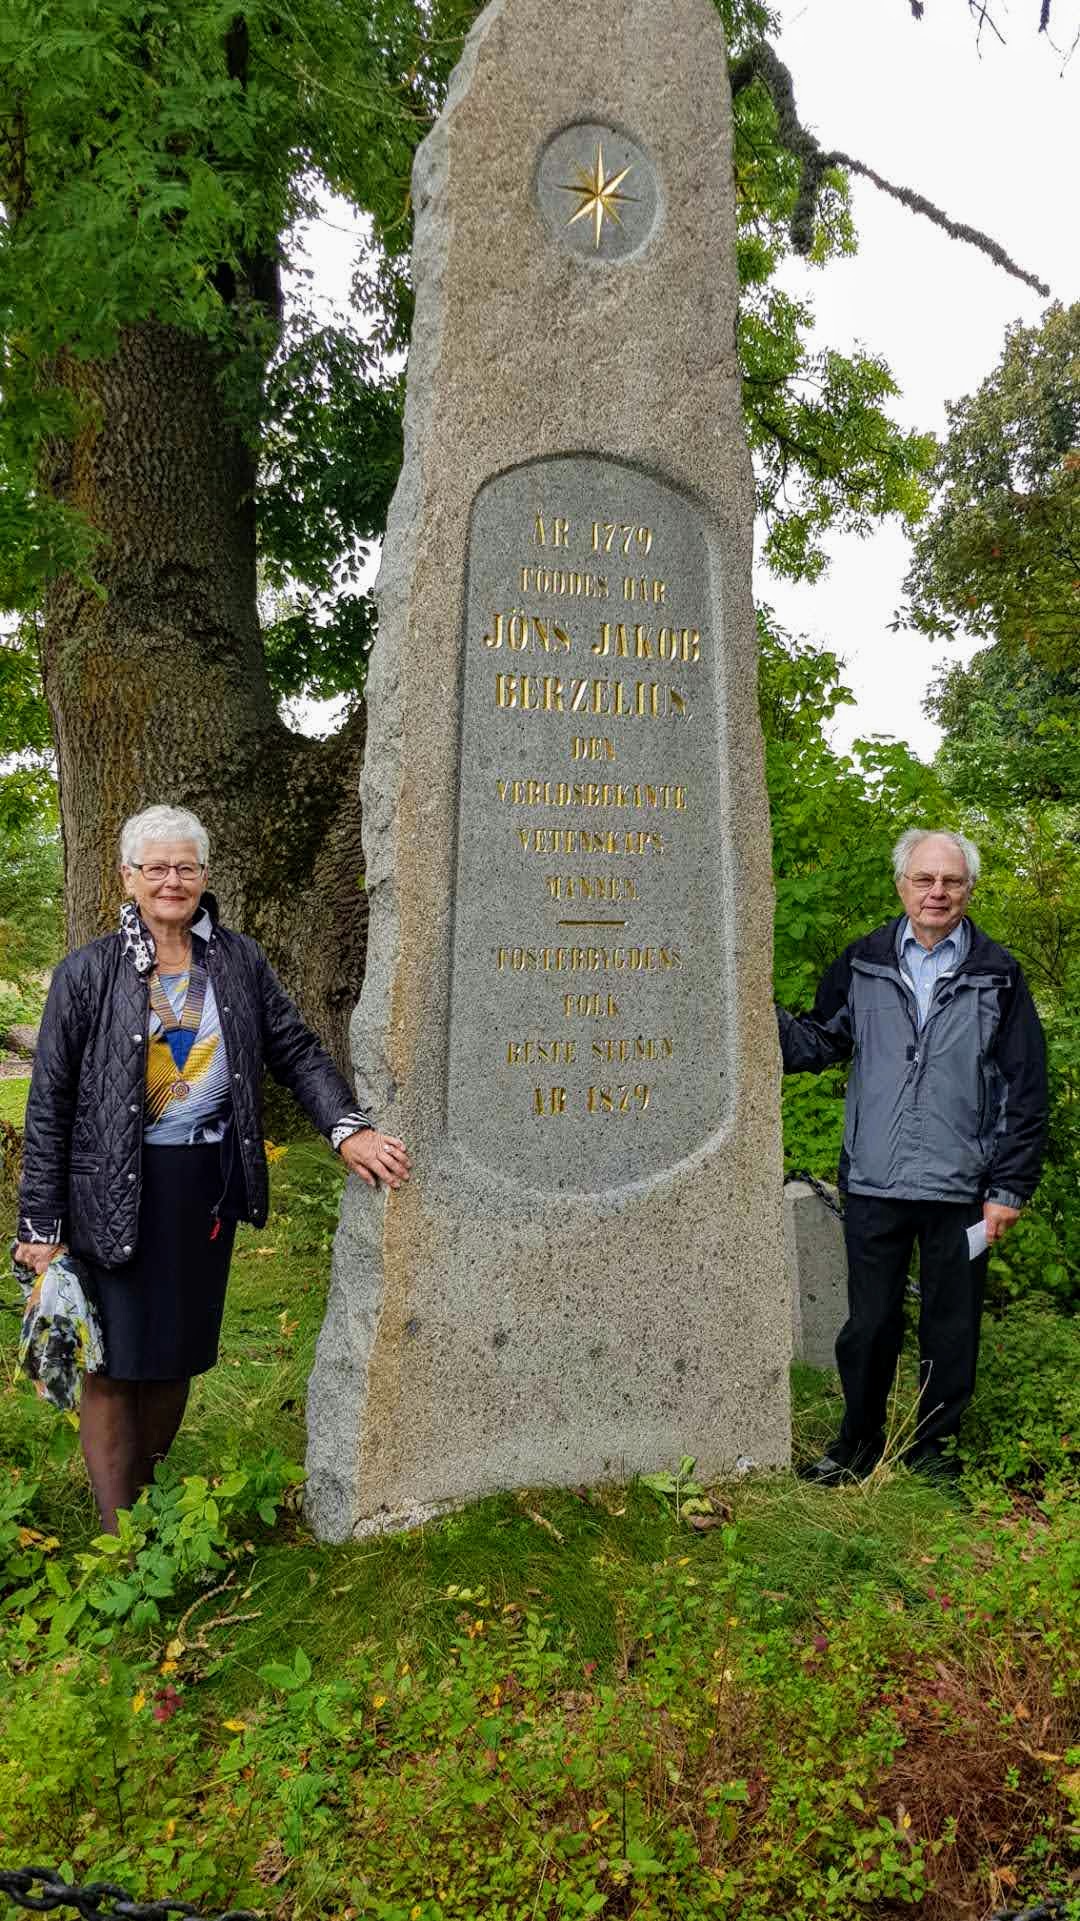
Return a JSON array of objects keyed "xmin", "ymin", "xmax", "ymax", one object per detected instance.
[{"xmin": 966, "ymin": 1219, "xmax": 989, "ymax": 1261}]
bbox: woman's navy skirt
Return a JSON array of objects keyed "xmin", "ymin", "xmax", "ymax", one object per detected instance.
[{"xmin": 83, "ymin": 1143, "xmax": 238, "ymax": 1381}]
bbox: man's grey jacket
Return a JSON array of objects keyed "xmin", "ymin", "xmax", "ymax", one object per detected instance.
[{"xmin": 778, "ymin": 915, "xmax": 1047, "ymax": 1207}]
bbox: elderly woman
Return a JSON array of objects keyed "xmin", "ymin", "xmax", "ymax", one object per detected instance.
[{"xmin": 14, "ymin": 804, "xmax": 409, "ymax": 1530}]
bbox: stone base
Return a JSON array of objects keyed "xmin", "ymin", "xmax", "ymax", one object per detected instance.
[{"xmin": 785, "ymin": 1181, "xmax": 847, "ymax": 1372}]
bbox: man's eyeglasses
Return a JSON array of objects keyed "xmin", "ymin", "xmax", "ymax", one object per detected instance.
[
  {"xmin": 131, "ymin": 862, "xmax": 205, "ymax": 882},
  {"xmin": 904, "ymin": 873, "xmax": 970, "ymax": 893}
]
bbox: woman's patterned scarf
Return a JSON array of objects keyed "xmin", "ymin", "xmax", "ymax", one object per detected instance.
[
  {"xmin": 118, "ymin": 898, "xmax": 155, "ymax": 974},
  {"xmin": 118, "ymin": 898, "xmax": 213, "ymax": 974}
]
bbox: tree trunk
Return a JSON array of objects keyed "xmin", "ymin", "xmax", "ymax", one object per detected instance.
[{"xmin": 41, "ymin": 321, "xmax": 366, "ymax": 1071}]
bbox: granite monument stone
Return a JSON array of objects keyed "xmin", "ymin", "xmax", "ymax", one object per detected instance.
[{"xmin": 305, "ymin": 0, "xmax": 790, "ymax": 1540}]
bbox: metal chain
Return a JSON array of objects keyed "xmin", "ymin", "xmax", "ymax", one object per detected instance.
[
  {"xmin": 784, "ymin": 1169, "xmax": 845, "ymax": 1220},
  {"xmin": 991, "ymin": 1902, "xmax": 1071, "ymax": 1921},
  {"xmin": 3, "ymin": 1863, "xmax": 1067, "ymax": 1921},
  {"xmin": 0, "ymin": 1868, "xmax": 257, "ymax": 1921}
]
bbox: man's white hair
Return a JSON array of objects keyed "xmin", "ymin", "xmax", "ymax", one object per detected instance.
[
  {"xmin": 121, "ymin": 805, "xmax": 209, "ymax": 868},
  {"xmin": 892, "ymin": 827, "xmax": 980, "ymax": 888}
]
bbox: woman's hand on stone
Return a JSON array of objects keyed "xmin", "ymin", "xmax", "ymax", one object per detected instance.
[
  {"xmin": 338, "ymin": 1130, "xmax": 412, "ymax": 1190},
  {"xmin": 13, "ymin": 1242, "xmax": 64, "ymax": 1275}
]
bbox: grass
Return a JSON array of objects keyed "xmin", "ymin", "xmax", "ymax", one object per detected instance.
[
  {"xmin": 0, "ymin": 1077, "xmax": 29, "ymax": 1127},
  {"xmin": 1, "ymin": 1128, "xmax": 1077, "ymax": 1919}
]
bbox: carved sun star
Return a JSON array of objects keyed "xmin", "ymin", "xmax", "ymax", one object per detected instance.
[{"xmin": 556, "ymin": 142, "xmax": 638, "ymax": 250}]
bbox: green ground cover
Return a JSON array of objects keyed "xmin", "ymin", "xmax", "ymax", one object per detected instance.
[
  {"xmin": 0, "ymin": 1077, "xmax": 29, "ymax": 1127},
  {"xmin": 1, "ymin": 1136, "xmax": 1078, "ymax": 1921}
]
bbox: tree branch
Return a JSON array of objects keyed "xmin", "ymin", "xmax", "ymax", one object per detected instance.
[
  {"xmin": 730, "ymin": 42, "xmax": 1052, "ymax": 298},
  {"xmin": 830, "ymin": 152, "xmax": 1051, "ymax": 296}
]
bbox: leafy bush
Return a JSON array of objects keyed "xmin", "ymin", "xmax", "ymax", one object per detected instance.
[
  {"xmin": 1, "ymin": 1448, "xmax": 304, "ymax": 1656},
  {"xmin": 956, "ymin": 1302, "xmax": 1080, "ymax": 1492},
  {"xmin": 987, "ymin": 1009, "xmax": 1080, "ymax": 1314},
  {"xmin": 0, "ymin": 807, "xmax": 62, "ymax": 988},
  {"xmin": 782, "ymin": 1067, "xmax": 847, "ymax": 1180}
]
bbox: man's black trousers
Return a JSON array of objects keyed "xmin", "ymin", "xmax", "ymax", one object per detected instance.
[{"xmin": 833, "ymin": 1194, "xmax": 990, "ymax": 1465}]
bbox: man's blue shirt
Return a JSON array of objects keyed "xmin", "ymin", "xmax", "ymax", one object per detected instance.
[{"xmin": 896, "ymin": 916, "xmax": 970, "ymax": 1029}]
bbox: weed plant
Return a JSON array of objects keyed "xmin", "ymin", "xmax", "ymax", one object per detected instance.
[{"xmin": 1, "ymin": 1130, "xmax": 1078, "ymax": 1920}]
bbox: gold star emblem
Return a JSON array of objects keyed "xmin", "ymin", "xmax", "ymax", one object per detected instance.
[{"xmin": 556, "ymin": 142, "xmax": 638, "ymax": 250}]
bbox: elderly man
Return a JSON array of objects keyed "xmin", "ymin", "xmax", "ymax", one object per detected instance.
[{"xmin": 779, "ymin": 829, "xmax": 1047, "ymax": 1483}]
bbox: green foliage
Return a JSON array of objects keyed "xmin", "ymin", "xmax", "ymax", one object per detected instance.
[
  {"xmin": 0, "ymin": 0, "xmax": 429, "ymax": 616},
  {"xmin": 1, "ymin": 1146, "xmax": 1078, "ymax": 1919},
  {"xmin": 4, "ymin": 1506, "xmax": 1075, "ymax": 1919},
  {"xmin": 927, "ymin": 643, "xmax": 1080, "ymax": 808},
  {"xmin": 761, "ymin": 614, "xmax": 942, "ymax": 1010},
  {"xmin": 0, "ymin": 1450, "xmax": 304, "ymax": 1655},
  {"xmin": 956, "ymin": 1303, "xmax": 1080, "ymax": 1493},
  {"xmin": 731, "ymin": 45, "xmax": 934, "ymax": 582},
  {"xmin": 980, "ymin": 1008, "xmax": 1080, "ymax": 1314},
  {"xmin": 903, "ymin": 301, "xmax": 1080, "ymax": 670},
  {"xmin": 781, "ymin": 1068, "xmax": 848, "ymax": 1181},
  {"xmin": 0, "ymin": 0, "xmax": 936, "ymax": 724},
  {"xmin": 0, "ymin": 803, "xmax": 62, "ymax": 986}
]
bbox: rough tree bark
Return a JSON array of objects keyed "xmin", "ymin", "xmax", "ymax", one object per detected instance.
[{"xmin": 40, "ymin": 322, "xmax": 367, "ymax": 1071}]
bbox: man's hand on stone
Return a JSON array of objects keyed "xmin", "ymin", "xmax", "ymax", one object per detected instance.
[
  {"xmin": 339, "ymin": 1129, "xmax": 412, "ymax": 1190},
  {"xmin": 983, "ymin": 1201, "xmax": 1020, "ymax": 1243}
]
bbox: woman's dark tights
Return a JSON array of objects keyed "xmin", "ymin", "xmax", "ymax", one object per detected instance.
[{"xmin": 79, "ymin": 1375, "xmax": 190, "ymax": 1533}]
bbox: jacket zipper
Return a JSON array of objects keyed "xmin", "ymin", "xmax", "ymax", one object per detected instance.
[
  {"xmin": 131, "ymin": 975, "xmax": 150, "ymax": 1243},
  {"xmin": 207, "ymin": 933, "xmax": 246, "ymax": 1234}
]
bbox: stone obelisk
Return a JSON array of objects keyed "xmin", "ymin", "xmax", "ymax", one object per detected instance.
[{"xmin": 305, "ymin": 0, "xmax": 789, "ymax": 1540}]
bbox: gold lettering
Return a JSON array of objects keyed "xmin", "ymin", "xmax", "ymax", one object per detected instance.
[
  {"xmin": 545, "ymin": 874, "xmax": 639, "ymax": 901},
  {"xmin": 593, "ymin": 524, "xmax": 654, "ymax": 557},
  {"xmin": 571, "ymin": 736, "xmax": 616, "ymax": 761},
  {"xmin": 623, "ymin": 577, "xmax": 667, "ymax": 604},
  {"xmin": 495, "ymin": 675, "xmax": 518, "ymax": 709},
  {"xmin": 592, "ymin": 1037, "xmax": 675, "ymax": 1063},
  {"xmin": 533, "ymin": 1085, "xmax": 568, "ymax": 1115},
  {"xmin": 534, "ymin": 513, "xmax": 546, "ymax": 546},
  {"xmin": 586, "ymin": 1083, "xmax": 651, "ymax": 1113},
  {"xmin": 497, "ymin": 780, "xmax": 687, "ymax": 812},
  {"xmin": 508, "ymin": 1039, "xmax": 577, "ymax": 1066},
  {"xmin": 563, "ymin": 992, "xmax": 620, "ymax": 1018},
  {"xmin": 552, "ymin": 517, "xmax": 570, "ymax": 548},
  {"xmin": 526, "ymin": 570, "xmax": 610, "ymax": 600}
]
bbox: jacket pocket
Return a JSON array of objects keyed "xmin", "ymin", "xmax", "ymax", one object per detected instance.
[{"xmin": 70, "ymin": 1156, "xmax": 101, "ymax": 1175}]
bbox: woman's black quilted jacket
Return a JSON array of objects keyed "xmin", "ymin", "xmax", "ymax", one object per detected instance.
[{"xmin": 17, "ymin": 901, "xmax": 363, "ymax": 1267}]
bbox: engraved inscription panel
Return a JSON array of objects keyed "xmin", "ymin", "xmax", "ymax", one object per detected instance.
[{"xmin": 447, "ymin": 456, "xmax": 731, "ymax": 1193}]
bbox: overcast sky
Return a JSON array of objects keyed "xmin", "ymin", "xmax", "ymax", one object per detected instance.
[
  {"xmin": 295, "ymin": 0, "xmax": 1078, "ymax": 756},
  {"xmin": 761, "ymin": 0, "xmax": 1077, "ymax": 755}
]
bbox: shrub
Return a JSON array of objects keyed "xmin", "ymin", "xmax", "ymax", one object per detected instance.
[{"xmin": 957, "ymin": 1301, "xmax": 1080, "ymax": 1491}]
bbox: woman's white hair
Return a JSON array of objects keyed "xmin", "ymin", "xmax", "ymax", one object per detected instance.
[
  {"xmin": 892, "ymin": 827, "xmax": 980, "ymax": 887},
  {"xmin": 121, "ymin": 805, "xmax": 209, "ymax": 868}
]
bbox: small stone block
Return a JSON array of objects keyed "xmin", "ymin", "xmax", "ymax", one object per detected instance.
[{"xmin": 785, "ymin": 1182, "xmax": 847, "ymax": 1373}]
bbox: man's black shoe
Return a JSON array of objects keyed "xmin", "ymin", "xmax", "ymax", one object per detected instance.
[{"xmin": 797, "ymin": 1453, "xmax": 856, "ymax": 1487}]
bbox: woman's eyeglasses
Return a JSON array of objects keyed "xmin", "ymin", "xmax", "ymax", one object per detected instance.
[{"xmin": 131, "ymin": 862, "xmax": 205, "ymax": 882}]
